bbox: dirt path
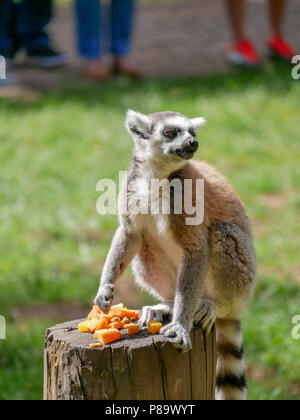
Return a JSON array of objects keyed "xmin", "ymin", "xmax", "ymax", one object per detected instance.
[{"xmin": 12, "ymin": 0, "xmax": 300, "ymax": 89}]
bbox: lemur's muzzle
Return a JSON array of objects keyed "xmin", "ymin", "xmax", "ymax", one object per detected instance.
[{"xmin": 175, "ymin": 138, "xmax": 199, "ymax": 159}]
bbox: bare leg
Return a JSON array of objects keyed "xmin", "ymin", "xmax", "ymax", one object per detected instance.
[
  {"xmin": 94, "ymin": 227, "xmax": 141, "ymax": 312},
  {"xmin": 83, "ymin": 59, "xmax": 111, "ymax": 82},
  {"xmin": 269, "ymin": 0, "xmax": 288, "ymax": 37},
  {"xmin": 226, "ymin": 0, "xmax": 246, "ymax": 41}
]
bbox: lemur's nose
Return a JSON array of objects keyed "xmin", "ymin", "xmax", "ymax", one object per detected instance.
[{"xmin": 189, "ymin": 139, "xmax": 199, "ymax": 151}]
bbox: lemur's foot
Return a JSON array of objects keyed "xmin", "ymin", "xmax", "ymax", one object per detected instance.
[
  {"xmin": 94, "ymin": 284, "xmax": 114, "ymax": 314},
  {"xmin": 160, "ymin": 322, "xmax": 192, "ymax": 352},
  {"xmin": 194, "ymin": 300, "xmax": 216, "ymax": 336},
  {"xmin": 139, "ymin": 303, "xmax": 172, "ymax": 327}
]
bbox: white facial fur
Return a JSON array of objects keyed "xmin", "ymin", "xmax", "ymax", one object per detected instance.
[{"xmin": 125, "ymin": 110, "xmax": 207, "ymax": 164}]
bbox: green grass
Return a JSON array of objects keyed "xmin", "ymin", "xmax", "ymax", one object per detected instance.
[{"xmin": 0, "ymin": 63, "xmax": 300, "ymax": 400}]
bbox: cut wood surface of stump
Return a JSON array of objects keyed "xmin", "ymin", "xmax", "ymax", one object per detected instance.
[{"xmin": 44, "ymin": 319, "xmax": 216, "ymax": 401}]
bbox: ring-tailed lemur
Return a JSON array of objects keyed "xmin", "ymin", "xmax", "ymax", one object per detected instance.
[{"xmin": 95, "ymin": 111, "xmax": 256, "ymax": 401}]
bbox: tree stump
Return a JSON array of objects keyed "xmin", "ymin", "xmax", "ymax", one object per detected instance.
[{"xmin": 44, "ymin": 319, "xmax": 216, "ymax": 400}]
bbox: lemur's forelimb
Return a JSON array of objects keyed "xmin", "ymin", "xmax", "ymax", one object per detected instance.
[
  {"xmin": 139, "ymin": 302, "xmax": 173, "ymax": 327},
  {"xmin": 95, "ymin": 227, "xmax": 141, "ymax": 312},
  {"xmin": 161, "ymin": 250, "xmax": 209, "ymax": 350}
]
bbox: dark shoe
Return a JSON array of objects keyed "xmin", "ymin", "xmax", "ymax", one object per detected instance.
[
  {"xmin": 0, "ymin": 45, "xmax": 19, "ymax": 60},
  {"xmin": 26, "ymin": 45, "xmax": 68, "ymax": 68}
]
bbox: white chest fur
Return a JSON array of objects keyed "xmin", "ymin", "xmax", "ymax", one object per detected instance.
[
  {"xmin": 127, "ymin": 175, "xmax": 171, "ymax": 235},
  {"xmin": 126, "ymin": 176, "xmax": 183, "ymax": 269}
]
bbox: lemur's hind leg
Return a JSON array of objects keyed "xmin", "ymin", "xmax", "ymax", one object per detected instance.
[
  {"xmin": 209, "ymin": 222, "xmax": 257, "ymax": 401},
  {"xmin": 209, "ymin": 221, "xmax": 256, "ymax": 311},
  {"xmin": 194, "ymin": 298, "xmax": 217, "ymax": 336},
  {"xmin": 132, "ymin": 239, "xmax": 178, "ymax": 328}
]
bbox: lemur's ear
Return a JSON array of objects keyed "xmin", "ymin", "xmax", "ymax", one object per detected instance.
[
  {"xmin": 125, "ymin": 110, "xmax": 151, "ymax": 140},
  {"xmin": 191, "ymin": 117, "xmax": 207, "ymax": 131}
]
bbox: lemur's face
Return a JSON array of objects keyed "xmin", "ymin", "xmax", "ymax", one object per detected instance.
[{"xmin": 126, "ymin": 110, "xmax": 206, "ymax": 162}]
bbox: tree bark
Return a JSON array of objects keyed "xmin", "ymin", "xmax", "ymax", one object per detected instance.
[{"xmin": 44, "ymin": 319, "xmax": 216, "ymax": 400}]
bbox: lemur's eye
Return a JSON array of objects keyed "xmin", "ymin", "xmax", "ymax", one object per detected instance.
[
  {"xmin": 189, "ymin": 129, "xmax": 196, "ymax": 138},
  {"xmin": 164, "ymin": 129, "xmax": 179, "ymax": 139}
]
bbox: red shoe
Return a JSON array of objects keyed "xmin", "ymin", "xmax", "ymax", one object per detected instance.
[
  {"xmin": 268, "ymin": 35, "xmax": 295, "ymax": 62},
  {"xmin": 226, "ymin": 39, "xmax": 261, "ymax": 68}
]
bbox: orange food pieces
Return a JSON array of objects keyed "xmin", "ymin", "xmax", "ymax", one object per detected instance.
[
  {"xmin": 109, "ymin": 307, "xmax": 139, "ymax": 320},
  {"xmin": 125, "ymin": 323, "xmax": 139, "ymax": 335},
  {"xmin": 78, "ymin": 317, "xmax": 110, "ymax": 333},
  {"xmin": 87, "ymin": 303, "xmax": 139, "ymax": 322},
  {"xmin": 109, "ymin": 321, "xmax": 125, "ymax": 330},
  {"xmin": 109, "ymin": 307, "xmax": 124, "ymax": 318},
  {"xmin": 95, "ymin": 318, "xmax": 109, "ymax": 331},
  {"xmin": 90, "ymin": 343, "xmax": 102, "ymax": 349},
  {"xmin": 78, "ymin": 320, "xmax": 92, "ymax": 333},
  {"xmin": 121, "ymin": 309, "xmax": 140, "ymax": 320},
  {"xmin": 78, "ymin": 303, "xmax": 143, "ymax": 344},
  {"xmin": 111, "ymin": 303, "xmax": 125, "ymax": 309},
  {"xmin": 93, "ymin": 329, "xmax": 122, "ymax": 345},
  {"xmin": 78, "ymin": 319, "xmax": 98, "ymax": 333},
  {"xmin": 148, "ymin": 321, "xmax": 162, "ymax": 335},
  {"xmin": 88, "ymin": 305, "xmax": 101, "ymax": 320}
]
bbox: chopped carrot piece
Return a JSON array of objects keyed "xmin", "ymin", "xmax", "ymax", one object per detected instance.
[
  {"xmin": 122, "ymin": 309, "xmax": 140, "ymax": 319},
  {"xmin": 111, "ymin": 317, "xmax": 121, "ymax": 323},
  {"xmin": 93, "ymin": 329, "xmax": 122, "ymax": 345},
  {"xmin": 148, "ymin": 321, "xmax": 162, "ymax": 335},
  {"xmin": 109, "ymin": 307, "xmax": 139, "ymax": 320},
  {"xmin": 89, "ymin": 304, "xmax": 125, "ymax": 321},
  {"xmin": 123, "ymin": 317, "xmax": 132, "ymax": 324},
  {"xmin": 108, "ymin": 303, "xmax": 126, "ymax": 317},
  {"xmin": 78, "ymin": 318, "xmax": 110, "ymax": 333},
  {"xmin": 109, "ymin": 307, "xmax": 125, "ymax": 318},
  {"xmin": 102, "ymin": 314, "xmax": 114, "ymax": 322},
  {"xmin": 88, "ymin": 305, "xmax": 101, "ymax": 320},
  {"xmin": 109, "ymin": 321, "xmax": 125, "ymax": 330},
  {"xmin": 78, "ymin": 319, "xmax": 99, "ymax": 333},
  {"xmin": 90, "ymin": 343, "xmax": 102, "ymax": 348},
  {"xmin": 94, "ymin": 318, "xmax": 109, "ymax": 331},
  {"xmin": 111, "ymin": 303, "xmax": 125, "ymax": 309},
  {"xmin": 78, "ymin": 321, "xmax": 90, "ymax": 333},
  {"xmin": 125, "ymin": 323, "xmax": 139, "ymax": 335}
]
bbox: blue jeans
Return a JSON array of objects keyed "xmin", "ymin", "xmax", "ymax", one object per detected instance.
[
  {"xmin": 75, "ymin": 0, "xmax": 135, "ymax": 59},
  {"xmin": 0, "ymin": 0, "xmax": 51, "ymax": 57}
]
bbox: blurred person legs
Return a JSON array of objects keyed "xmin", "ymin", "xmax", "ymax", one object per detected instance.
[
  {"xmin": 14, "ymin": 0, "xmax": 67, "ymax": 67},
  {"xmin": 0, "ymin": 0, "xmax": 20, "ymax": 86},
  {"xmin": 75, "ymin": 0, "xmax": 139, "ymax": 81},
  {"xmin": 225, "ymin": 0, "xmax": 294, "ymax": 67},
  {"xmin": 110, "ymin": 0, "xmax": 140, "ymax": 77},
  {"xmin": 268, "ymin": 0, "xmax": 295, "ymax": 61},
  {"xmin": 225, "ymin": 0, "xmax": 260, "ymax": 67},
  {"xmin": 75, "ymin": 0, "xmax": 110, "ymax": 80}
]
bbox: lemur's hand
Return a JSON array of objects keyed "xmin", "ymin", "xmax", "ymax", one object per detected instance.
[
  {"xmin": 94, "ymin": 284, "xmax": 114, "ymax": 314},
  {"xmin": 160, "ymin": 321, "xmax": 192, "ymax": 352}
]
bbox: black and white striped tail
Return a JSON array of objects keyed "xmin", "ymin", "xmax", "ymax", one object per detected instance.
[{"xmin": 215, "ymin": 319, "xmax": 247, "ymax": 401}]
